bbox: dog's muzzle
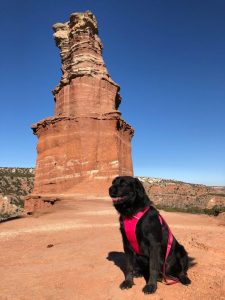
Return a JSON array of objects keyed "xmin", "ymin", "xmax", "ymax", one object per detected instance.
[{"xmin": 111, "ymin": 196, "xmax": 126, "ymax": 203}]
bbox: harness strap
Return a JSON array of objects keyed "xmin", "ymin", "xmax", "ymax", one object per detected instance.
[
  {"xmin": 123, "ymin": 206, "xmax": 149, "ymax": 255},
  {"xmin": 158, "ymin": 215, "xmax": 180, "ymax": 285}
]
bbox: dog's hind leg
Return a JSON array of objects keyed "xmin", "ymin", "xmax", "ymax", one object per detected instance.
[{"xmin": 178, "ymin": 273, "xmax": 191, "ymax": 285}]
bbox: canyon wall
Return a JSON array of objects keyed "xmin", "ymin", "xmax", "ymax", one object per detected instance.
[{"xmin": 139, "ymin": 177, "xmax": 225, "ymax": 213}]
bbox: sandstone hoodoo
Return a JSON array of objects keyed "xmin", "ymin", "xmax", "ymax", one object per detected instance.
[{"xmin": 25, "ymin": 11, "xmax": 134, "ymax": 212}]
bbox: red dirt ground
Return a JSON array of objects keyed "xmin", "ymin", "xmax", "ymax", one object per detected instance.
[{"xmin": 0, "ymin": 200, "xmax": 225, "ymax": 300}]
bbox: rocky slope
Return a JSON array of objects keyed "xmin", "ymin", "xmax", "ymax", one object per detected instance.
[
  {"xmin": 139, "ymin": 177, "xmax": 225, "ymax": 215},
  {"xmin": 0, "ymin": 168, "xmax": 34, "ymax": 221}
]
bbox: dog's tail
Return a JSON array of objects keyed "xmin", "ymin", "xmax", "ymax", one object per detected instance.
[{"xmin": 176, "ymin": 244, "xmax": 189, "ymax": 273}]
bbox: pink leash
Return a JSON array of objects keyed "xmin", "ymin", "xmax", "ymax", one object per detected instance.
[
  {"xmin": 123, "ymin": 207, "xmax": 179, "ymax": 285},
  {"xmin": 158, "ymin": 215, "xmax": 180, "ymax": 285}
]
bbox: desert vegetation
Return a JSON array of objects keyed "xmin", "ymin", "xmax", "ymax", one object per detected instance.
[{"xmin": 0, "ymin": 168, "xmax": 34, "ymax": 221}]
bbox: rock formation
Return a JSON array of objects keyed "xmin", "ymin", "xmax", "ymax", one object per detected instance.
[{"xmin": 25, "ymin": 11, "xmax": 134, "ymax": 212}]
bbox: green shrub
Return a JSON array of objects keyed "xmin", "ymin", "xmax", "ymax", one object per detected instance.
[{"xmin": 155, "ymin": 204, "xmax": 225, "ymax": 216}]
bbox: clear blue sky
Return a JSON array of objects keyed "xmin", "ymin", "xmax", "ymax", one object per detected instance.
[{"xmin": 0, "ymin": 0, "xmax": 224, "ymax": 186}]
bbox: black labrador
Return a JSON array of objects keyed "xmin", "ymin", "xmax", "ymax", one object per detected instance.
[{"xmin": 109, "ymin": 176, "xmax": 191, "ymax": 294}]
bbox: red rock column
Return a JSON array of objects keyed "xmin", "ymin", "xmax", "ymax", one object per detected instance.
[{"xmin": 25, "ymin": 11, "xmax": 134, "ymax": 212}]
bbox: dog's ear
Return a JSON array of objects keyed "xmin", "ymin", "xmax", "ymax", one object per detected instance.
[
  {"xmin": 112, "ymin": 176, "xmax": 120, "ymax": 184},
  {"xmin": 134, "ymin": 178, "xmax": 146, "ymax": 198}
]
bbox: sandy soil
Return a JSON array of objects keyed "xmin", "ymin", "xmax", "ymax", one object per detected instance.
[{"xmin": 0, "ymin": 199, "xmax": 225, "ymax": 300}]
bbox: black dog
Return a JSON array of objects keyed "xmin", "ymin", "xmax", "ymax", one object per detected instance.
[{"xmin": 109, "ymin": 176, "xmax": 191, "ymax": 294}]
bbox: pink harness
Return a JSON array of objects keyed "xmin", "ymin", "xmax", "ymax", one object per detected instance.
[{"xmin": 123, "ymin": 206, "xmax": 179, "ymax": 284}]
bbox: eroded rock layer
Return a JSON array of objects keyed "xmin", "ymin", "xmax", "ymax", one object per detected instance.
[{"xmin": 25, "ymin": 11, "xmax": 134, "ymax": 212}]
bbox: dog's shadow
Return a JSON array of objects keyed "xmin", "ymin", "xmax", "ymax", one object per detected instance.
[
  {"xmin": 107, "ymin": 251, "xmax": 126, "ymax": 276},
  {"xmin": 107, "ymin": 251, "xmax": 197, "ymax": 276}
]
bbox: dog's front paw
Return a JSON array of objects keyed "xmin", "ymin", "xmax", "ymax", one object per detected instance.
[
  {"xmin": 142, "ymin": 284, "xmax": 157, "ymax": 294},
  {"xmin": 120, "ymin": 280, "xmax": 134, "ymax": 290},
  {"xmin": 179, "ymin": 275, "xmax": 191, "ymax": 285}
]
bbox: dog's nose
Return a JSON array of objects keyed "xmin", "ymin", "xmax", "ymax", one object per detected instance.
[
  {"xmin": 109, "ymin": 186, "xmax": 113, "ymax": 194},
  {"xmin": 109, "ymin": 186, "xmax": 117, "ymax": 197}
]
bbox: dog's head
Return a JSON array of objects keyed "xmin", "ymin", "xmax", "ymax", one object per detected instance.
[{"xmin": 109, "ymin": 176, "xmax": 151, "ymax": 216}]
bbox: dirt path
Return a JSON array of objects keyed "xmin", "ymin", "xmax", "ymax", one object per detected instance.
[{"xmin": 0, "ymin": 200, "xmax": 224, "ymax": 300}]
